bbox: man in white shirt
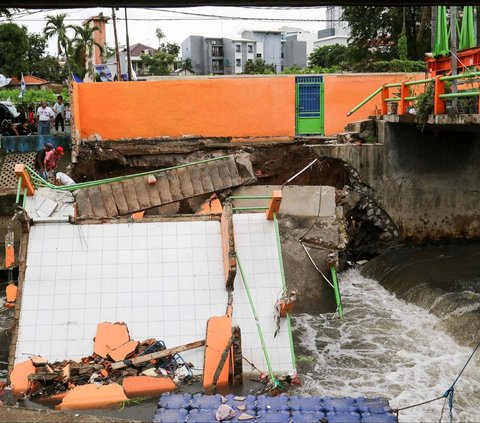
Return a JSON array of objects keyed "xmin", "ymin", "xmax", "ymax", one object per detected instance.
[
  {"xmin": 54, "ymin": 171, "xmax": 75, "ymax": 186},
  {"xmin": 37, "ymin": 101, "xmax": 55, "ymax": 135},
  {"xmin": 53, "ymin": 96, "xmax": 65, "ymax": 133}
]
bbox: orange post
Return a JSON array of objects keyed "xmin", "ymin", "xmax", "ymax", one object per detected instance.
[
  {"xmin": 398, "ymin": 81, "xmax": 410, "ymax": 115},
  {"xmin": 434, "ymin": 76, "xmax": 446, "ymax": 114},
  {"xmin": 266, "ymin": 190, "xmax": 282, "ymax": 220},
  {"xmin": 14, "ymin": 164, "xmax": 35, "ymax": 196},
  {"xmin": 381, "ymin": 85, "xmax": 389, "ymax": 115}
]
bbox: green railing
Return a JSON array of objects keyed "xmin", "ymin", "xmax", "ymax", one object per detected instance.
[
  {"xmin": 231, "ymin": 194, "xmax": 273, "ymax": 213},
  {"xmin": 346, "ymin": 71, "xmax": 480, "ymax": 117},
  {"xmin": 330, "ymin": 265, "xmax": 343, "ymax": 319},
  {"xmin": 22, "ymin": 155, "xmax": 231, "ymax": 192}
]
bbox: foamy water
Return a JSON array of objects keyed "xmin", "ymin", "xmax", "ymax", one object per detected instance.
[{"xmin": 292, "ymin": 269, "xmax": 480, "ymax": 422}]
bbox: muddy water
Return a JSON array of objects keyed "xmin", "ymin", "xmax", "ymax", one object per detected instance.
[{"xmin": 293, "ymin": 268, "xmax": 480, "ymax": 422}]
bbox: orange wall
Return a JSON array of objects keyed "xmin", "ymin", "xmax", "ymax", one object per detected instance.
[
  {"xmin": 74, "ymin": 77, "xmax": 296, "ymax": 140},
  {"xmin": 323, "ymin": 73, "xmax": 424, "ymax": 135}
]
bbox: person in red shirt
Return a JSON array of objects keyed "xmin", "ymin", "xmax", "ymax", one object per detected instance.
[{"xmin": 44, "ymin": 146, "xmax": 64, "ymax": 179}]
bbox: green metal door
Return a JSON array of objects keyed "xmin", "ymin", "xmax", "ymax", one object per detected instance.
[{"xmin": 296, "ymin": 76, "xmax": 324, "ymax": 136}]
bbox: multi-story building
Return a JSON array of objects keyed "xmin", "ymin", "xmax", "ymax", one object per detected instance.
[
  {"xmin": 107, "ymin": 43, "xmax": 156, "ymax": 77},
  {"xmin": 241, "ymin": 30, "xmax": 283, "ymax": 73}
]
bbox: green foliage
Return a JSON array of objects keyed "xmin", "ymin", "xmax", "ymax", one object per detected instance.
[
  {"xmin": 141, "ymin": 50, "xmax": 176, "ymax": 75},
  {"xmin": 282, "ymin": 64, "xmax": 341, "ymax": 74},
  {"xmin": 243, "ymin": 59, "xmax": 276, "ymax": 75},
  {"xmin": 0, "ymin": 8, "xmax": 12, "ymax": 17},
  {"xmin": 359, "ymin": 59, "xmax": 426, "ymax": 73},
  {"xmin": 43, "ymin": 13, "xmax": 69, "ymax": 58},
  {"xmin": 0, "ymin": 23, "xmax": 29, "ymax": 76},
  {"xmin": 416, "ymin": 82, "xmax": 434, "ymax": 128},
  {"xmin": 68, "ymin": 24, "xmax": 103, "ymax": 79},
  {"xmin": 0, "ymin": 88, "xmax": 69, "ymax": 105},
  {"xmin": 308, "ymin": 44, "xmax": 353, "ymax": 68},
  {"xmin": 342, "ymin": 6, "xmax": 431, "ymax": 61},
  {"xmin": 31, "ymin": 56, "xmax": 68, "ymax": 84},
  {"xmin": 397, "ymin": 31, "xmax": 408, "ymax": 60}
]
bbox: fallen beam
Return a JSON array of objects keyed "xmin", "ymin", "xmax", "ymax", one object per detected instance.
[{"xmin": 111, "ymin": 339, "xmax": 206, "ymax": 370}]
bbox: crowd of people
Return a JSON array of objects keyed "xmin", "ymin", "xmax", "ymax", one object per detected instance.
[{"xmin": 1, "ymin": 96, "xmax": 71, "ymax": 136}]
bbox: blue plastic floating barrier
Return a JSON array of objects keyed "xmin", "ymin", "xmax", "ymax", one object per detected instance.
[
  {"xmin": 256, "ymin": 394, "xmax": 290, "ymax": 412},
  {"xmin": 157, "ymin": 393, "xmax": 192, "ymax": 410},
  {"xmin": 225, "ymin": 394, "xmax": 257, "ymax": 412},
  {"xmin": 291, "ymin": 410, "xmax": 326, "ymax": 422},
  {"xmin": 356, "ymin": 397, "xmax": 392, "ymax": 414},
  {"xmin": 152, "ymin": 408, "xmax": 188, "ymax": 423},
  {"xmin": 326, "ymin": 411, "xmax": 362, "ymax": 423},
  {"xmin": 362, "ymin": 412, "xmax": 397, "ymax": 423},
  {"xmin": 289, "ymin": 396, "xmax": 323, "ymax": 412},
  {"xmin": 190, "ymin": 393, "xmax": 223, "ymax": 410},
  {"xmin": 256, "ymin": 410, "xmax": 290, "ymax": 422},
  {"xmin": 323, "ymin": 397, "xmax": 358, "ymax": 413},
  {"xmin": 188, "ymin": 409, "xmax": 217, "ymax": 423}
]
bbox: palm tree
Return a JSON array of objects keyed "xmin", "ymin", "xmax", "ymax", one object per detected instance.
[
  {"xmin": 71, "ymin": 24, "xmax": 103, "ymax": 78},
  {"xmin": 44, "ymin": 13, "xmax": 69, "ymax": 59}
]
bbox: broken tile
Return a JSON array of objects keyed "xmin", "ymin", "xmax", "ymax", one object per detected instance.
[
  {"xmin": 10, "ymin": 359, "xmax": 36, "ymax": 398},
  {"xmin": 93, "ymin": 322, "xmax": 131, "ymax": 359},
  {"xmin": 108, "ymin": 340, "xmax": 138, "ymax": 362},
  {"xmin": 58, "ymin": 383, "xmax": 128, "ymax": 410}
]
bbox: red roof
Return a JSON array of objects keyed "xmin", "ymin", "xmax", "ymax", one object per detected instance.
[{"xmin": 9, "ymin": 75, "xmax": 49, "ymax": 86}]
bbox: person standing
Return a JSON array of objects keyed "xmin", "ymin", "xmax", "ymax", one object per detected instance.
[
  {"xmin": 36, "ymin": 101, "xmax": 54, "ymax": 135},
  {"xmin": 35, "ymin": 143, "xmax": 53, "ymax": 180},
  {"xmin": 53, "ymin": 96, "xmax": 65, "ymax": 134},
  {"xmin": 44, "ymin": 146, "xmax": 64, "ymax": 179}
]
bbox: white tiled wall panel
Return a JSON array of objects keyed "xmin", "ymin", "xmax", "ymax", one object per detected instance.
[{"xmin": 17, "ymin": 216, "xmax": 294, "ymax": 375}]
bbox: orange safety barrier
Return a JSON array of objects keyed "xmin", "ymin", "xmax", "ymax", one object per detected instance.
[
  {"xmin": 266, "ymin": 190, "xmax": 282, "ymax": 220},
  {"xmin": 123, "ymin": 376, "xmax": 176, "ymax": 398},
  {"xmin": 14, "ymin": 164, "xmax": 35, "ymax": 196}
]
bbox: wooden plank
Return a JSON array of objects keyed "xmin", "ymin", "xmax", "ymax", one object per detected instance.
[
  {"xmin": 110, "ymin": 182, "xmax": 130, "ymax": 215},
  {"xmin": 111, "ymin": 339, "xmax": 206, "ymax": 370},
  {"xmin": 87, "ymin": 187, "xmax": 108, "ymax": 218},
  {"xmin": 155, "ymin": 173, "xmax": 173, "ymax": 203},
  {"xmin": 226, "ymin": 156, "xmax": 240, "ymax": 185},
  {"xmin": 99, "ymin": 184, "xmax": 119, "ymax": 217},
  {"xmin": 121, "ymin": 180, "xmax": 140, "ymax": 212},
  {"xmin": 177, "ymin": 167, "xmax": 195, "ymax": 198},
  {"xmin": 217, "ymin": 160, "xmax": 233, "ymax": 187},
  {"xmin": 208, "ymin": 161, "xmax": 224, "ymax": 191},
  {"xmin": 75, "ymin": 190, "xmax": 94, "ymax": 218},
  {"xmin": 133, "ymin": 177, "xmax": 152, "ymax": 210},
  {"xmin": 143, "ymin": 176, "xmax": 162, "ymax": 207},
  {"xmin": 199, "ymin": 164, "xmax": 214, "ymax": 193},
  {"xmin": 189, "ymin": 165, "xmax": 204, "ymax": 196},
  {"xmin": 166, "ymin": 170, "xmax": 182, "ymax": 201}
]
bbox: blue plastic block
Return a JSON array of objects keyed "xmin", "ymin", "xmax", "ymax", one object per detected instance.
[
  {"xmin": 190, "ymin": 393, "xmax": 223, "ymax": 410},
  {"xmin": 256, "ymin": 410, "xmax": 290, "ymax": 422},
  {"xmin": 361, "ymin": 412, "xmax": 397, "ymax": 423},
  {"xmin": 225, "ymin": 394, "xmax": 257, "ymax": 412},
  {"xmin": 289, "ymin": 396, "xmax": 322, "ymax": 412},
  {"xmin": 157, "ymin": 393, "xmax": 192, "ymax": 410},
  {"xmin": 326, "ymin": 411, "xmax": 361, "ymax": 423},
  {"xmin": 291, "ymin": 411, "xmax": 326, "ymax": 422},
  {"xmin": 256, "ymin": 394, "xmax": 290, "ymax": 412},
  {"xmin": 356, "ymin": 398, "xmax": 392, "ymax": 414},
  {"xmin": 152, "ymin": 408, "xmax": 188, "ymax": 423},
  {"xmin": 323, "ymin": 397, "xmax": 357, "ymax": 413},
  {"xmin": 188, "ymin": 409, "xmax": 217, "ymax": 423}
]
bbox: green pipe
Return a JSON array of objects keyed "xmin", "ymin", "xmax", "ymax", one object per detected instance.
[
  {"xmin": 405, "ymin": 96, "xmax": 419, "ymax": 101},
  {"xmin": 230, "ymin": 195, "xmax": 272, "ymax": 200},
  {"xmin": 440, "ymin": 71, "xmax": 480, "ymax": 81},
  {"xmin": 384, "ymin": 97, "xmax": 401, "ymax": 102},
  {"xmin": 25, "ymin": 155, "xmax": 230, "ymax": 192},
  {"xmin": 22, "ymin": 187, "xmax": 27, "ymax": 209},
  {"xmin": 405, "ymin": 78, "xmax": 434, "ymax": 86},
  {"xmin": 15, "ymin": 176, "xmax": 22, "ymax": 204},
  {"xmin": 232, "ymin": 206, "xmax": 269, "ymax": 211},
  {"xmin": 330, "ymin": 265, "xmax": 343, "ymax": 319},
  {"xmin": 346, "ymin": 86, "xmax": 382, "ymax": 116},
  {"xmin": 236, "ymin": 255, "xmax": 276, "ymax": 385},
  {"xmin": 384, "ymin": 83, "xmax": 401, "ymax": 88},
  {"xmin": 439, "ymin": 91, "xmax": 480, "ymax": 99},
  {"xmin": 273, "ymin": 213, "xmax": 296, "ymax": 371}
]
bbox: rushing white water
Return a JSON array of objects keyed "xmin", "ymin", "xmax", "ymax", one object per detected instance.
[{"xmin": 292, "ymin": 269, "xmax": 480, "ymax": 423}]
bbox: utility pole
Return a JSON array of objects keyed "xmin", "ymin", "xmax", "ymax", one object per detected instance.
[
  {"xmin": 450, "ymin": 6, "xmax": 458, "ymax": 113},
  {"xmin": 124, "ymin": 7, "xmax": 132, "ymax": 82},
  {"xmin": 111, "ymin": 8, "xmax": 122, "ymax": 81}
]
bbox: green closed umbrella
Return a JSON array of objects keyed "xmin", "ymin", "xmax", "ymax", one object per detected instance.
[
  {"xmin": 433, "ymin": 5, "xmax": 449, "ymax": 57},
  {"xmin": 459, "ymin": 6, "xmax": 475, "ymax": 51}
]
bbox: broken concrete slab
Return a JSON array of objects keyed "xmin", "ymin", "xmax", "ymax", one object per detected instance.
[
  {"xmin": 93, "ymin": 323, "xmax": 131, "ymax": 359},
  {"xmin": 57, "ymin": 383, "xmax": 128, "ymax": 410},
  {"xmin": 231, "ymin": 185, "xmax": 336, "ymax": 218},
  {"xmin": 10, "ymin": 359, "xmax": 36, "ymax": 398},
  {"xmin": 108, "ymin": 340, "xmax": 139, "ymax": 362},
  {"xmin": 122, "ymin": 376, "xmax": 176, "ymax": 398}
]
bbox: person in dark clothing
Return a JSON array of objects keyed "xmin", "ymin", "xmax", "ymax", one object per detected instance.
[{"xmin": 35, "ymin": 143, "xmax": 53, "ymax": 180}]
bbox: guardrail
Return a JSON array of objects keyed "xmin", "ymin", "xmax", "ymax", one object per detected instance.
[{"xmin": 346, "ymin": 71, "xmax": 480, "ymax": 117}]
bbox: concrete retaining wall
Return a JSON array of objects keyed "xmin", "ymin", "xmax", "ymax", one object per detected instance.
[{"xmin": 314, "ymin": 122, "xmax": 480, "ymax": 240}]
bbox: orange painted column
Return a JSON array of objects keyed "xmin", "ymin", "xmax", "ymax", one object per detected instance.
[
  {"xmin": 266, "ymin": 190, "xmax": 282, "ymax": 220},
  {"xmin": 434, "ymin": 76, "xmax": 446, "ymax": 114},
  {"xmin": 14, "ymin": 164, "xmax": 35, "ymax": 196},
  {"xmin": 398, "ymin": 81, "xmax": 410, "ymax": 115}
]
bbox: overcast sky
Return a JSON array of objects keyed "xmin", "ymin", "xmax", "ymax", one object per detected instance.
[{"xmin": 4, "ymin": 7, "xmax": 329, "ymax": 56}]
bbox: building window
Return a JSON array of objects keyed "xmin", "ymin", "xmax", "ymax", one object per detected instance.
[
  {"xmin": 247, "ymin": 44, "xmax": 253, "ymax": 53},
  {"xmin": 212, "ymin": 59, "xmax": 224, "ymax": 72},
  {"xmin": 256, "ymin": 53, "xmax": 262, "ymax": 58},
  {"xmin": 281, "ymin": 52, "xmax": 284, "ymax": 59},
  {"xmin": 235, "ymin": 44, "xmax": 241, "ymax": 53},
  {"xmin": 212, "ymin": 46, "xmax": 223, "ymax": 57},
  {"xmin": 236, "ymin": 59, "xmax": 241, "ymax": 67}
]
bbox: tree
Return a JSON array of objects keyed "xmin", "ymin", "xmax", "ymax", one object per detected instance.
[
  {"xmin": 0, "ymin": 23, "xmax": 29, "ymax": 76},
  {"xmin": 69, "ymin": 24, "xmax": 103, "ymax": 78},
  {"xmin": 25, "ymin": 32, "xmax": 47, "ymax": 72},
  {"xmin": 342, "ymin": 6, "xmax": 431, "ymax": 61},
  {"xmin": 0, "ymin": 8, "xmax": 11, "ymax": 17},
  {"xmin": 31, "ymin": 56, "xmax": 68, "ymax": 83},
  {"xmin": 140, "ymin": 39, "xmax": 180, "ymax": 75},
  {"xmin": 308, "ymin": 44, "xmax": 355, "ymax": 68},
  {"xmin": 243, "ymin": 58, "xmax": 276, "ymax": 74},
  {"xmin": 155, "ymin": 27, "xmax": 166, "ymax": 46},
  {"xmin": 44, "ymin": 13, "xmax": 69, "ymax": 59}
]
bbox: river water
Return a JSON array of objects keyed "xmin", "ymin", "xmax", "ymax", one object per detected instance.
[{"xmin": 293, "ymin": 268, "xmax": 480, "ymax": 422}]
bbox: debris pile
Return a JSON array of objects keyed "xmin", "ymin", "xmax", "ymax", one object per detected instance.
[
  {"xmin": 10, "ymin": 322, "xmax": 200, "ymax": 409},
  {"xmin": 153, "ymin": 393, "xmax": 396, "ymax": 423}
]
